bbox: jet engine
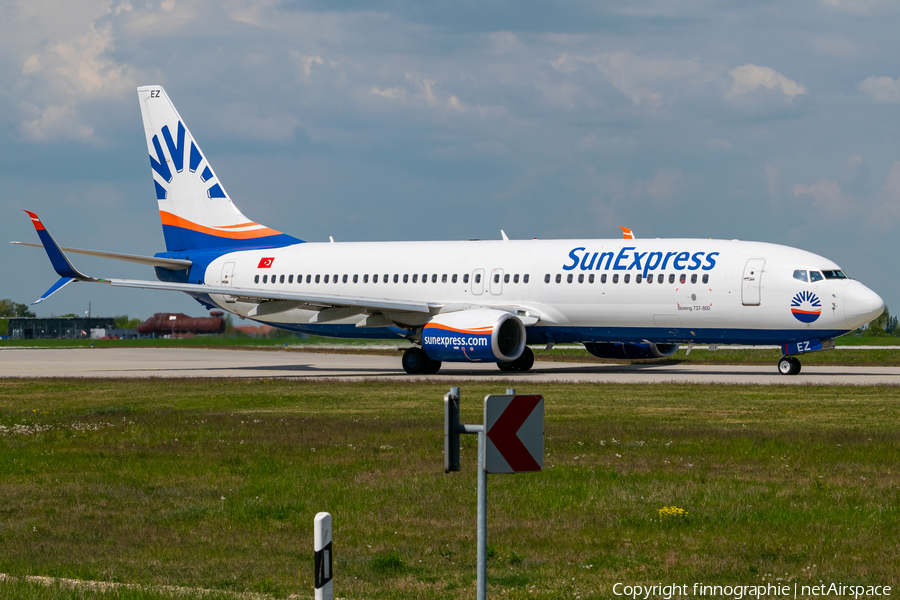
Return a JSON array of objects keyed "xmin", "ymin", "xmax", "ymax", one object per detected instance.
[
  {"xmin": 584, "ymin": 342, "xmax": 679, "ymax": 360},
  {"xmin": 422, "ymin": 308, "xmax": 526, "ymax": 362}
]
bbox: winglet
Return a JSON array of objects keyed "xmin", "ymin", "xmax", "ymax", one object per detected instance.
[
  {"xmin": 24, "ymin": 210, "xmax": 93, "ymax": 280},
  {"xmin": 618, "ymin": 226, "xmax": 635, "ymax": 240}
]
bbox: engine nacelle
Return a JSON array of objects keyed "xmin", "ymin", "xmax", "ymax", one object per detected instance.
[
  {"xmin": 422, "ymin": 308, "xmax": 526, "ymax": 363},
  {"xmin": 584, "ymin": 342, "xmax": 679, "ymax": 360}
]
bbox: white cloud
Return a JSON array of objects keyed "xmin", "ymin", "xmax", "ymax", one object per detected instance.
[
  {"xmin": 19, "ymin": 104, "xmax": 94, "ymax": 142},
  {"xmin": 299, "ymin": 55, "xmax": 324, "ymax": 78},
  {"xmin": 553, "ymin": 51, "xmax": 702, "ymax": 106},
  {"xmin": 372, "ymin": 86, "xmax": 407, "ymax": 101},
  {"xmin": 859, "ymin": 76, "xmax": 900, "ymax": 103},
  {"xmin": 792, "ymin": 179, "xmax": 852, "ymax": 217},
  {"xmin": 728, "ymin": 64, "xmax": 806, "ymax": 99},
  {"xmin": 405, "ymin": 72, "xmax": 467, "ymax": 111}
]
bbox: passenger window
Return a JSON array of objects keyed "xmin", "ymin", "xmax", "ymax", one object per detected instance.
[
  {"xmin": 601, "ymin": 274, "xmax": 607, "ymax": 283},
  {"xmin": 464, "ymin": 274, "xmax": 469, "ymax": 284},
  {"xmin": 393, "ymin": 274, "xmax": 399, "ymax": 283},
  {"xmin": 442, "ymin": 274, "xmax": 448, "ymax": 283},
  {"xmin": 589, "ymin": 274, "xmax": 594, "ymax": 283},
  {"xmin": 451, "ymin": 274, "xmax": 457, "ymax": 283},
  {"xmin": 659, "ymin": 275, "xmax": 664, "ymax": 284},
  {"xmin": 403, "ymin": 274, "xmax": 408, "ymax": 283},
  {"xmin": 545, "ymin": 274, "xmax": 551, "ymax": 283},
  {"xmin": 523, "ymin": 274, "xmax": 529, "ymax": 283},
  {"xmin": 288, "ymin": 275, "xmax": 293, "ymax": 284},
  {"xmin": 556, "ymin": 274, "xmax": 562, "ymax": 283},
  {"xmin": 413, "ymin": 274, "xmax": 418, "ymax": 283},
  {"xmin": 475, "ymin": 273, "xmax": 482, "ymax": 284},
  {"xmin": 364, "ymin": 274, "xmax": 368, "ymax": 283},
  {"xmin": 324, "ymin": 274, "xmax": 329, "ymax": 284},
  {"xmin": 613, "ymin": 274, "xmax": 619, "ymax": 283},
  {"xmin": 342, "ymin": 274, "xmax": 348, "ymax": 283},
  {"xmin": 279, "ymin": 275, "xmax": 285, "ymax": 284},
  {"xmin": 432, "ymin": 274, "xmax": 437, "ymax": 283},
  {"xmin": 680, "ymin": 274, "xmax": 686, "ymax": 284},
  {"xmin": 315, "ymin": 275, "xmax": 320, "ymax": 283},
  {"xmin": 504, "ymin": 274, "xmax": 509, "ymax": 284},
  {"xmin": 636, "ymin": 274, "xmax": 642, "ymax": 283},
  {"xmin": 255, "ymin": 275, "xmax": 260, "ymax": 283},
  {"xmin": 494, "ymin": 274, "xmax": 500, "ymax": 284},
  {"xmin": 810, "ymin": 271, "xmax": 824, "ymax": 283},
  {"xmin": 702, "ymin": 274, "xmax": 709, "ymax": 284},
  {"xmin": 334, "ymin": 274, "xmax": 338, "ymax": 283},
  {"xmin": 669, "ymin": 274, "xmax": 675, "ymax": 284},
  {"xmin": 306, "ymin": 275, "xmax": 312, "ymax": 283},
  {"xmin": 513, "ymin": 274, "xmax": 519, "ymax": 284},
  {"xmin": 263, "ymin": 274, "xmax": 268, "ymax": 283},
  {"xmin": 353, "ymin": 274, "xmax": 358, "ymax": 283},
  {"xmin": 384, "ymin": 274, "xmax": 389, "ymax": 283},
  {"xmin": 567, "ymin": 274, "xmax": 573, "ymax": 283},
  {"xmin": 690, "ymin": 274, "xmax": 697, "ymax": 284},
  {"xmin": 793, "ymin": 269, "xmax": 808, "ymax": 282},
  {"xmin": 578, "ymin": 274, "xmax": 584, "ymax": 283},
  {"xmin": 373, "ymin": 274, "xmax": 378, "ymax": 283},
  {"xmin": 624, "ymin": 274, "xmax": 630, "ymax": 283},
  {"xmin": 647, "ymin": 274, "xmax": 653, "ymax": 283}
]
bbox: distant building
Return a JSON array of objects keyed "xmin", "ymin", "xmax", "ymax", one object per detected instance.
[{"xmin": 7, "ymin": 317, "xmax": 115, "ymax": 340}]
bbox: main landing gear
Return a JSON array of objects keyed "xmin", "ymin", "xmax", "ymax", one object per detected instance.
[
  {"xmin": 402, "ymin": 347, "xmax": 442, "ymax": 375},
  {"xmin": 497, "ymin": 347, "xmax": 535, "ymax": 372},
  {"xmin": 778, "ymin": 355, "xmax": 802, "ymax": 375}
]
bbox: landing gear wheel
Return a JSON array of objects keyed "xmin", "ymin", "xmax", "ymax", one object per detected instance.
[
  {"xmin": 424, "ymin": 357, "xmax": 442, "ymax": 374},
  {"xmin": 402, "ymin": 347, "xmax": 429, "ymax": 374},
  {"xmin": 497, "ymin": 347, "xmax": 535, "ymax": 372},
  {"xmin": 778, "ymin": 356, "xmax": 801, "ymax": 375}
]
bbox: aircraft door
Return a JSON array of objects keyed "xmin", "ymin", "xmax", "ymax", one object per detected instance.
[
  {"xmin": 490, "ymin": 269, "xmax": 503, "ymax": 295},
  {"xmin": 221, "ymin": 262, "xmax": 235, "ymax": 286},
  {"xmin": 221, "ymin": 262, "xmax": 236, "ymax": 303},
  {"xmin": 471, "ymin": 269, "xmax": 485, "ymax": 295},
  {"xmin": 741, "ymin": 258, "xmax": 765, "ymax": 306}
]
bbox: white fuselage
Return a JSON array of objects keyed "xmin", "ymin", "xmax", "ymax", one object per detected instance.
[{"xmin": 196, "ymin": 237, "xmax": 883, "ymax": 346}]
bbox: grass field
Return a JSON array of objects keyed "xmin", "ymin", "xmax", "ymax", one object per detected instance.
[{"xmin": 1, "ymin": 379, "xmax": 898, "ymax": 599}]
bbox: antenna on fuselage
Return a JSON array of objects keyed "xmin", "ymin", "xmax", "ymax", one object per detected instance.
[{"xmin": 501, "ymin": 230, "xmax": 509, "ymax": 241}]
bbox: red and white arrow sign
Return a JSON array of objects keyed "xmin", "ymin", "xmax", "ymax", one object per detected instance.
[{"xmin": 484, "ymin": 395, "xmax": 544, "ymax": 474}]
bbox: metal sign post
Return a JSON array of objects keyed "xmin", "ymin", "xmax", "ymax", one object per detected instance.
[
  {"xmin": 444, "ymin": 387, "xmax": 543, "ymax": 600},
  {"xmin": 314, "ymin": 512, "xmax": 333, "ymax": 600}
]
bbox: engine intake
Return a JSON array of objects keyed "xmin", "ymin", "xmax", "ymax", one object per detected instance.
[
  {"xmin": 422, "ymin": 308, "xmax": 526, "ymax": 362},
  {"xmin": 584, "ymin": 342, "xmax": 679, "ymax": 360}
]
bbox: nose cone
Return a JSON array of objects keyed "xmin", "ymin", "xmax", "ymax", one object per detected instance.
[{"xmin": 844, "ymin": 281, "xmax": 884, "ymax": 329}]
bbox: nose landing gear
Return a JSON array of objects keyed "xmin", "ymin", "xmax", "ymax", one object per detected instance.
[{"xmin": 777, "ymin": 355, "xmax": 801, "ymax": 375}]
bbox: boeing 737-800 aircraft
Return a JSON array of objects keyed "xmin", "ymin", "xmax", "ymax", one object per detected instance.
[{"xmin": 15, "ymin": 86, "xmax": 885, "ymax": 375}]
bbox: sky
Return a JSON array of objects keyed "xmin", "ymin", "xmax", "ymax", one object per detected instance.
[{"xmin": 2, "ymin": 0, "xmax": 900, "ymax": 321}]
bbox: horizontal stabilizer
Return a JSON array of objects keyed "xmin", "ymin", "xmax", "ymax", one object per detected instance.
[
  {"xmin": 32, "ymin": 277, "xmax": 77, "ymax": 305},
  {"xmin": 11, "ymin": 241, "xmax": 192, "ymax": 270}
]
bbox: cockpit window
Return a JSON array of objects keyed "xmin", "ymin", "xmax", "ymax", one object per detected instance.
[
  {"xmin": 793, "ymin": 269, "xmax": 808, "ymax": 282},
  {"xmin": 810, "ymin": 271, "xmax": 824, "ymax": 283},
  {"xmin": 823, "ymin": 270, "xmax": 848, "ymax": 280}
]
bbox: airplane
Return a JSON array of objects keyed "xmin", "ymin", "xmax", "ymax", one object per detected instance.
[{"xmin": 14, "ymin": 86, "xmax": 885, "ymax": 376}]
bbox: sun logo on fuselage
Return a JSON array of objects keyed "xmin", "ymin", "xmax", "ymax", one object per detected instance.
[{"xmin": 790, "ymin": 290, "xmax": 822, "ymax": 323}]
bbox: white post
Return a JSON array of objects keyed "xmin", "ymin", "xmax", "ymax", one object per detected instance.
[{"xmin": 314, "ymin": 512, "xmax": 333, "ymax": 600}]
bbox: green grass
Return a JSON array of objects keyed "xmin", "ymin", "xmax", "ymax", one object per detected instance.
[{"xmin": 0, "ymin": 380, "xmax": 899, "ymax": 599}]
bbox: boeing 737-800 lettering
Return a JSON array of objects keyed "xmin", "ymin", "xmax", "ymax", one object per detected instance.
[{"xmin": 14, "ymin": 86, "xmax": 885, "ymax": 375}]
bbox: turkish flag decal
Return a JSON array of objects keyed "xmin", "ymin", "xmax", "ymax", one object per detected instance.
[{"xmin": 258, "ymin": 257, "xmax": 274, "ymax": 268}]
